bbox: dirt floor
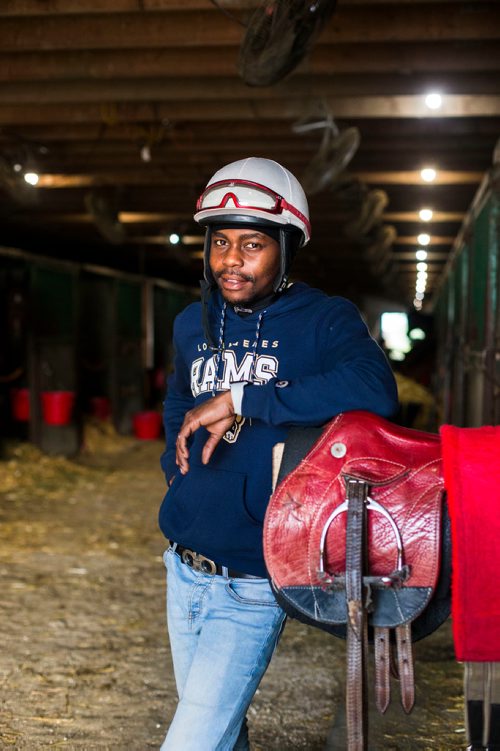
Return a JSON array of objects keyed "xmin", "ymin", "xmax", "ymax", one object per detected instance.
[{"xmin": 0, "ymin": 422, "xmax": 465, "ymax": 750}]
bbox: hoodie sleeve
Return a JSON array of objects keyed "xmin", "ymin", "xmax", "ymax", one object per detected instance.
[
  {"xmin": 160, "ymin": 315, "xmax": 195, "ymax": 483},
  {"xmin": 241, "ymin": 297, "xmax": 398, "ymax": 426}
]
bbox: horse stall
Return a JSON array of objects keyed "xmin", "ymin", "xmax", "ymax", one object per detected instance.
[
  {"xmin": 0, "ymin": 252, "xmax": 30, "ymax": 452},
  {"xmin": 151, "ymin": 281, "xmax": 194, "ymax": 407},
  {"xmin": 0, "ymin": 247, "xmax": 196, "ymax": 455},
  {"xmin": 30, "ymin": 260, "xmax": 80, "ymax": 455},
  {"xmin": 79, "ymin": 269, "xmax": 115, "ymax": 425},
  {"xmin": 434, "ymin": 165, "xmax": 500, "ymax": 427}
]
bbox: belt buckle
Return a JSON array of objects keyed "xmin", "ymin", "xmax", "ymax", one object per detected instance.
[{"xmin": 181, "ymin": 548, "xmax": 217, "ymax": 575}]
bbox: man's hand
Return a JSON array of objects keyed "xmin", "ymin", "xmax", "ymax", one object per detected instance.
[{"xmin": 176, "ymin": 391, "xmax": 236, "ymax": 474}]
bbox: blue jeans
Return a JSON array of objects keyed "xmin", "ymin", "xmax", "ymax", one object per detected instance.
[{"xmin": 160, "ymin": 547, "xmax": 286, "ymax": 751}]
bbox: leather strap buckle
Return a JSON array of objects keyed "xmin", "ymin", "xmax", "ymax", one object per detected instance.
[{"xmin": 181, "ymin": 547, "xmax": 217, "ymax": 575}]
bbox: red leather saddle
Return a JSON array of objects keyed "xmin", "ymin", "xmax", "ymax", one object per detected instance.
[{"xmin": 264, "ymin": 411, "xmax": 450, "ymax": 751}]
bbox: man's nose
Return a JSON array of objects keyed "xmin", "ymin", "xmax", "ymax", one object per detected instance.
[{"xmin": 222, "ymin": 243, "xmax": 244, "ymax": 266}]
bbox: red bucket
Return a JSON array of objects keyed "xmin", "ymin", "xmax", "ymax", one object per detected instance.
[
  {"xmin": 89, "ymin": 396, "xmax": 111, "ymax": 420},
  {"xmin": 10, "ymin": 388, "xmax": 30, "ymax": 421},
  {"xmin": 41, "ymin": 390, "xmax": 75, "ymax": 426},
  {"xmin": 133, "ymin": 411, "xmax": 162, "ymax": 440}
]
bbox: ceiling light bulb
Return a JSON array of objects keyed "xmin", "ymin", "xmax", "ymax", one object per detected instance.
[
  {"xmin": 416, "ymin": 281, "xmax": 427, "ymax": 293},
  {"xmin": 425, "ymin": 92, "xmax": 442, "ymax": 110},
  {"xmin": 169, "ymin": 233, "xmax": 181, "ymax": 245},
  {"xmin": 421, "ymin": 168, "xmax": 437, "ymax": 183},
  {"xmin": 417, "ymin": 262, "xmax": 428, "ymax": 272},
  {"xmin": 416, "ymin": 249, "xmax": 428, "ymax": 261},
  {"xmin": 409, "ymin": 327, "xmax": 426, "ymax": 340},
  {"xmin": 23, "ymin": 171, "xmax": 39, "ymax": 186},
  {"xmin": 415, "ymin": 292, "xmax": 425, "ymax": 301},
  {"xmin": 13, "ymin": 162, "xmax": 23, "ymax": 173},
  {"xmin": 414, "ymin": 300, "xmax": 423, "ymax": 310},
  {"xmin": 419, "ymin": 208, "xmax": 433, "ymax": 221},
  {"xmin": 140, "ymin": 144, "xmax": 152, "ymax": 162},
  {"xmin": 417, "ymin": 233, "xmax": 431, "ymax": 245}
]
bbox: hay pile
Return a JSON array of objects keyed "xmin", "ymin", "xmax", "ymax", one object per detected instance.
[{"xmin": 0, "ymin": 419, "xmax": 139, "ymax": 500}]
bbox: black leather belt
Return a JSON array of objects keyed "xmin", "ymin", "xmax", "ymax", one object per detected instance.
[{"xmin": 169, "ymin": 542, "xmax": 261, "ymax": 579}]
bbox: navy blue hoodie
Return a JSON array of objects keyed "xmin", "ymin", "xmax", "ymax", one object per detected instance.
[{"xmin": 159, "ymin": 282, "xmax": 398, "ymax": 576}]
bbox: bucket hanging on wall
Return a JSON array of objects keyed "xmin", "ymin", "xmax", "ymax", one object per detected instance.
[
  {"xmin": 10, "ymin": 388, "xmax": 30, "ymax": 421},
  {"xmin": 133, "ymin": 411, "xmax": 162, "ymax": 440},
  {"xmin": 41, "ymin": 390, "xmax": 75, "ymax": 426}
]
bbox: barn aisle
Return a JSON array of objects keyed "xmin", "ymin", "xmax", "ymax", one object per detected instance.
[{"xmin": 0, "ymin": 424, "xmax": 463, "ymax": 750}]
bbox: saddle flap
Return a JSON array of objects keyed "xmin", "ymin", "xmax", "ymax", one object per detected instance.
[{"xmin": 264, "ymin": 411, "xmax": 445, "ymax": 629}]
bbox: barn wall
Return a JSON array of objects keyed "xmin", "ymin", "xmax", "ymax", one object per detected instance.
[
  {"xmin": 433, "ymin": 166, "xmax": 500, "ymax": 427},
  {"xmin": 0, "ymin": 247, "xmax": 197, "ymax": 455}
]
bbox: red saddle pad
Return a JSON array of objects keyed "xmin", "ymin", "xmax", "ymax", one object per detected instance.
[{"xmin": 440, "ymin": 424, "xmax": 500, "ymax": 661}]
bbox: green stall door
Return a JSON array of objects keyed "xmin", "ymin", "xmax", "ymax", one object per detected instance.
[{"xmin": 30, "ymin": 264, "xmax": 79, "ymax": 456}]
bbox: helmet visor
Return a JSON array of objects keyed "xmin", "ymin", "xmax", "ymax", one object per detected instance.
[{"xmin": 196, "ymin": 179, "xmax": 310, "ymax": 234}]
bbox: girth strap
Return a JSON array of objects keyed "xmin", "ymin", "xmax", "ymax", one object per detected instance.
[
  {"xmin": 374, "ymin": 627, "xmax": 391, "ymax": 714},
  {"xmin": 375, "ymin": 624, "xmax": 416, "ymax": 715},
  {"xmin": 345, "ymin": 477, "xmax": 369, "ymax": 751},
  {"xmin": 396, "ymin": 623, "xmax": 415, "ymax": 713}
]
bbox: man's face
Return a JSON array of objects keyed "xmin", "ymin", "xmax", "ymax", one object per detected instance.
[{"xmin": 209, "ymin": 227, "xmax": 280, "ymax": 306}]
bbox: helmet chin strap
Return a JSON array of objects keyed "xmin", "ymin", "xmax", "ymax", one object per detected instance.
[
  {"xmin": 232, "ymin": 289, "xmax": 279, "ymax": 316},
  {"xmin": 272, "ymin": 226, "xmax": 301, "ymax": 292}
]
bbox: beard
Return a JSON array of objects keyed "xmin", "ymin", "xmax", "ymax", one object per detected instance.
[{"xmin": 215, "ymin": 269, "xmax": 257, "ymax": 305}]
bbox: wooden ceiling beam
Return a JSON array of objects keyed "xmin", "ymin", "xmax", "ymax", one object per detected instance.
[
  {"xmin": 383, "ymin": 211, "xmax": 465, "ymax": 222},
  {"xmin": 3, "ymin": 211, "xmax": 192, "ymax": 223},
  {"xmin": 34, "ymin": 143, "xmax": 497, "ymax": 163},
  {"xmin": 308, "ymin": 40, "xmax": 500, "ymax": 74},
  {"xmin": 351, "ymin": 170, "xmax": 483, "ymax": 185},
  {"xmin": 0, "ymin": 135, "xmax": 496, "ymax": 166},
  {"xmin": 2, "ymin": 73, "xmax": 499, "ymax": 104},
  {"xmin": 34, "ymin": 172, "xmax": 204, "ymax": 188},
  {"xmin": 393, "ymin": 250, "xmax": 450, "ymax": 260},
  {"xmin": 3, "ymin": 117, "xmax": 499, "ymax": 142},
  {"xmin": 1, "ymin": 5, "xmax": 498, "ymax": 52},
  {"xmin": 0, "ymin": 0, "xmax": 233, "ymax": 14},
  {"xmin": 9, "ymin": 207, "xmax": 464, "ymax": 244},
  {"xmin": 30, "ymin": 169, "xmax": 483, "ymax": 189},
  {"xmin": 0, "ymin": 0, "xmax": 263, "ymax": 14},
  {"xmin": 1, "ymin": 41, "xmax": 499, "ymax": 83},
  {"xmin": 0, "ymin": 96, "xmax": 499, "ymax": 126},
  {"xmin": 25, "ymin": 152, "xmax": 491, "ymax": 175},
  {"xmin": 93, "ymin": 147, "xmax": 487, "ymax": 171},
  {"xmin": 0, "ymin": 0, "xmax": 469, "ymax": 15},
  {"xmin": 394, "ymin": 235, "xmax": 455, "ymax": 245}
]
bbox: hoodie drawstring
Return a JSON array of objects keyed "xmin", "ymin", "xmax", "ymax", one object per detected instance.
[{"xmin": 212, "ymin": 304, "xmax": 267, "ymax": 397}]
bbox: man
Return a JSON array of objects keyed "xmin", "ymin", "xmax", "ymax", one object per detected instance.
[{"xmin": 159, "ymin": 157, "xmax": 398, "ymax": 750}]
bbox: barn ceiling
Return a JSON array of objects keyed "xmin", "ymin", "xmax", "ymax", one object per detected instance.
[{"xmin": 0, "ymin": 0, "xmax": 499, "ymax": 311}]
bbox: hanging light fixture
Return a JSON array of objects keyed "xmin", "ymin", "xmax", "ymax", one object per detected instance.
[
  {"xmin": 425, "ymin": 92, "xmax": 442, "ymax": 110},
  {"xmin": 23, "ymin": 171, "xmax": 39, "ymax": 186},
  {"xmin": 421, "ymin": 167, "xmax": 437, "ymax": 183},
  {"xmin": 419, "ymin": 208, "xmax": 433, "ymax": 221}
]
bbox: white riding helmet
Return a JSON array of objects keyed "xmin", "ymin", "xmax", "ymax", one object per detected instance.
[
  {"xmin": 195, "ymin": 157, "xmax": 311, "ymax": 244},
  {"xmin": 194, "ymin": 157, "xmax": 311, "ymax": 292}
]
